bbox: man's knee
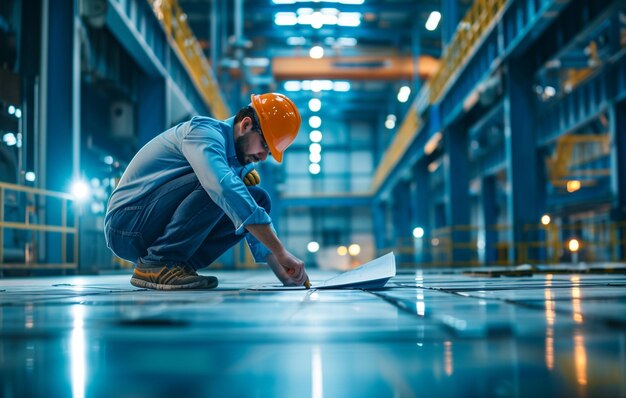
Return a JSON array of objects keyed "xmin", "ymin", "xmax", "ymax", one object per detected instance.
[{"xmin": 248, "ymin": 186, "xmax": 271, "ymax": 213}]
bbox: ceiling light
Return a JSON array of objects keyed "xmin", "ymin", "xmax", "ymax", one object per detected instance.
[
  {"xmin": 385, "ymin": 119, "xmax": 395, "ymax": 129},
  {"xmin": 337, "ymin": 12, "xmax": 361, "ymax": 26},
  {"xmin": 309, "ymin": 98, "xmax": 322, "ymax": 112},
  {"xmin": 284, "ymin": 81, "xmax": 301, "ymax": 91},
  {"xmin": 337, "ymin": 246, "xmax": 348, "ymax": 256},
  {"xmin": 25, "ymin": 171, "xmax": 36, "ymax": 182},
  {"xmin": 413, "ymin": 227, "xmax": 425, "ymax": 238},
  {"xmin": 309, "ymin": 143, "xmax": 322, "ymax": 153},
  {"xmin": 309, "ymin": 152, "xmax": 321, "ymax": 163},
  {"xmin": 309, "ymin": 45, "xmax": 324, "ymax": 59},
  {"xmin": 309, "ymin": 163, "xmax": 321, "ymax": 174},
  {"xmin": 287, "ymin": 36, "xmax": 306, "ymax": 45},
  {"xmin": 348, "ymin": 244, "xmax": 361, "ymax": 256},
  {"xmin": 309, "ymin": 116, "xmax": 321, "ymax": 128},
  {"xmin": 398, "ymin": 85, "xmax": 411, "ymax": 102},
  {"xmin": 309, "ymin": 130, "xmax": 323, "ymax": 142},
  {"xmin": 425, "ymin": 11, "xmax": 441, "ymax": 31},
  {"xmin": 274, "ymin": 12, "xmax": 297, "ymax": 26},
  {"xmin": 333, "ymin": 81, "xmax": 350, "ymax": 92},
  {"xmin": 307, "ymin": 241, "xmax": 320, "ymax": 253}
]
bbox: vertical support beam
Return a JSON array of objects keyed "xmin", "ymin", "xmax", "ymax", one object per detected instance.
[
  {"xmin": 504, "ymin": 59, "xmax": 542, "ymax": 264},
  {"xmin": 372, "ymin": 199, "xmax": 388, "ymax": 255},
  {"xmin": 412, "ymin": 160, "xmax": 431, "ymax": 264},
  {"xmin": 443, "ymin": 124, "xmax": 471, "ymax": 264},
  {"xmin": 481, "ymin": 174, "xmax": 498, "ymax": 264},
  {"xmin": 442, "ymin": 0, "xmax": 460, "ymax": 48},
  {"xmin": 72, "ymin": 0, "xmax": 81, "ymax": 182},
  {"xmin": 137, "ymin": 75, "xmax": 166, "ymax": 146},
  {"xmin": 45, "ymin": 0, "xmax": 76, "ymax": 263},
  {"xmin": 392, "ymin": 180, "xmax": 412, "ymax": 265},
  {"xmin": 610, "ymin": 99, "xmax": 626, "ymax": 260},
  {"xmin": 210, "ymin": 0, "xmax": 219, "ymax": 74}
]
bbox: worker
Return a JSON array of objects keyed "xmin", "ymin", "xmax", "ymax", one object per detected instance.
[{"xmin": 104, "ymin": 93, "xmax": 309, "ymax": 290}]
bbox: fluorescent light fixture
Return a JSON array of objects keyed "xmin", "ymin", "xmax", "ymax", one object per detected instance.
[
  {"xmin": 284, "ymin": 81, "xmax": 301, "ymax": 91},
  {"xmin": 397, "ymin": 85, "xmax": 411, "ymax": 102},
  {"xmin": 339, "ymin": 0, "xmax": 364, "ymax": 4},
  {"xmin": 309, "ymin": 116, "xmax": 322, "ymax": 128},
  {"xmin": 275, "ymin": 12, "xmax": 297, "ymax": 25},
  {"xmin": 309, "ymin": 98, "xmax": 322, "ymax": 112},
  {"xmin": 309, "ymin": 163, "xmax": 321, "ymax": 174},
  {"xmin": 309, "ymin": 152, "xmax": 321, "ymax": 163},
  {"xmin": 272, "ymin": 0, "xmax": 295, "ymax": 4},
  {"xmin": 309, "ymin": 130, "xmax": 322, "ymax": 142},
  {"xmin": 309, "ymin": 45, "xmax": 324, "ymax": 59},
  {"xmin": 333, "ymin": 81, "xmax": 351, "ymax": 91},
  {"xmin": 311, "ymin": 12, "xmax": 324, "ymax": 28},
  {"xmin": 311, "ymin": 80, "xmax": 332, "ymax": 92},
  {"xmin": 309, "ymin": 143, "xmax": 322, "ymax": 153},
  {"xmin": 287, "ymin": 36, "xmax": 306, "ymax": 45},
  {"xmin": 425, "ymin": 11, "xmax": 441, "ymax": 31}
]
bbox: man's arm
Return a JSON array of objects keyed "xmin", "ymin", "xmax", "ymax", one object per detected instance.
[{"xmin": 245, "ymin": 223, "xmax": 309, "ymax": 286}]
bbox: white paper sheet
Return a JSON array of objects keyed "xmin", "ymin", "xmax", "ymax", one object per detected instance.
[{"xmin": 253, "ymin": 252, "xmax": 396, "ymax": 290}]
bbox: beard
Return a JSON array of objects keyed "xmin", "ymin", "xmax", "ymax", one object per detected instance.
[{"xmin": 235, "ymin": 133, "xmax": 252, "ymax": 165}]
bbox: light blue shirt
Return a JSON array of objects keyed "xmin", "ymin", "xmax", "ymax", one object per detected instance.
[{"xmin": 105, "ymin": 116, "xmax": 271, "ymax": 262}]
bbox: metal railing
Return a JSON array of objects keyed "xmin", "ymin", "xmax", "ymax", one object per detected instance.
[
  {"xmin": 0, "ymin": 182, "xmax": 78, "ymax": 271},
  {"xmin": 381, "ymin": 220, "xmax": 626, "ymax": 268},
  {"xmin": 148, "ymin": 0, "xmax": 231, "ymax": 119},
  {"xmin": 429, "ymin": 0, "xmax": 507, "ymax": 104}
]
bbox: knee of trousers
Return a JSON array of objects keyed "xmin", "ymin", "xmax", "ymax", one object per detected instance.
[{"xmin": 248, "ymin": 186, "xmax": 271, "ymax": 213}]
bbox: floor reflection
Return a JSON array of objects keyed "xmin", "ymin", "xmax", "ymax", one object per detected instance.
[{"xmin": 0, "ymin": 268, "xmax": 625, "ymax": 397}]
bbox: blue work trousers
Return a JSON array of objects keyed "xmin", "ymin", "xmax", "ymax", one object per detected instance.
[{"xmin": 105, "ymin": 173, "xmax": 271, "ymax": 270}]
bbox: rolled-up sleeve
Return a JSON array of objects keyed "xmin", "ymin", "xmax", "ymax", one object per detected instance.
[{"xmin": 181, "ymin": 123, "xmax": 271, "ymax": 235}]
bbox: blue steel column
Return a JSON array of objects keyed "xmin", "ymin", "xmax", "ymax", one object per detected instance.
[
  {"xmin": 412, "ymin": 160, "xmax": 431, "ymax": 264},
  {"xmin": 44, "ymin": 1, "xmax": 75, "ymax": 263},
  {"xmin": 481, "ymin": 175, "xmax": 497, "ymax": 264},
  {"xmin": 137, "ymin": 75, "xmax": 166, "ymax": 146},
  {"xmin": 392, "ymin": 180, "xmax": 412, "ymax": 265},
  {"xmin": 372, "ymin": 198, "xmax": 389, "ymax": 255},
  {"xmin": 610, "ymin": 99, "xmax": 626, "ymax": 259},
  {"xmin": 441, "ymin": 0, "xmax": 460, "ymax": 47},
  {"xmin": 504, "ymin": 60, "xmax": 542, "ymax": 264},
  {"xmin": 443, "ymin": 124, "xmax": 471, "ymax": 264}
]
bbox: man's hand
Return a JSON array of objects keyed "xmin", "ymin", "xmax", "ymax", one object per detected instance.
[
  {"xmin": 241, "ymin": 164, "xmax": 261, "ymax": 186},
  {"xmin": 266, "ymin": 251, "xmax": 310, "ymax": 287}
]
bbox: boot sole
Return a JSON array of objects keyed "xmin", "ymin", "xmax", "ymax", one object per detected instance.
[{"xmin": 130, "ymin": 277, "xmax": 218, "ymax": 290}]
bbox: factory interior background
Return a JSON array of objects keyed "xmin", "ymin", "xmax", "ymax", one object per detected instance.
[{"xmin": 1, "ymin": 0, "xmax": 626, "ymax": 396}]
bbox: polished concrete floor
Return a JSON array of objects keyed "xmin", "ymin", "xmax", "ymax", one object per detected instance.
[{"xmin": 1, "ymin": 264, "xmax": 625, "ymax": 397}]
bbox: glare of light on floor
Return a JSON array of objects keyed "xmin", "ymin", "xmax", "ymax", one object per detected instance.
[
  {"xmin": 312, "ymin": 346, "xmax": 323, "ymax": 398},
  {"xmin": 544, "ymin": 275, "xmax": 554, "ymax": 370},
  {"xmin": 541, "ymin": 214, "xmax": 551, "ymax": 225},
  {"xmin": 337, "ymin": 246, "xmax": 347, "ymax": 256},
  {"xmin": 571, "ymin": 276, "xmax": 583, "ymax": 323},
  {"xmin": 444, "ymin": 341, "xmax": 453, "ymax": 376},
  {"xmin": 71, "ymin": 305, "xmax": 86, "ymax": 398},
  {"xmin": 574, "ymin": 333, "xmax": 588, "ymax": 385}
]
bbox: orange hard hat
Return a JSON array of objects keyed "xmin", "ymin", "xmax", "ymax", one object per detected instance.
[{"xmin": 250, "ymin": 93, "xmax": 301, "ymax": 163}]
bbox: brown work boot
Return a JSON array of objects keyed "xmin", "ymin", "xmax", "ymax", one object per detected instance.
[{"xmin": 130, "ymin": 260, "xmax": 218, "ymax": 290}]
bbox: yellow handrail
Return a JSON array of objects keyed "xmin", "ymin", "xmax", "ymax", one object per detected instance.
[
  {"xmin": 148, "ymin": 0, "xmax": 231, "ymax": 119},
  {"xmin": 0, "ymin": 182, "xmax": 78, "ymax": 270}
]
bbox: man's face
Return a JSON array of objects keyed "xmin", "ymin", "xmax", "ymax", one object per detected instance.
[{"xmin": 236, "ymin": 117, "xmax": 270, "ymax": 165}]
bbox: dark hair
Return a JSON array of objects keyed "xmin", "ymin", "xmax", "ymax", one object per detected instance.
[{"xmin": 235, "ymin": 105, "xmax": 261, "ymax": 131}]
